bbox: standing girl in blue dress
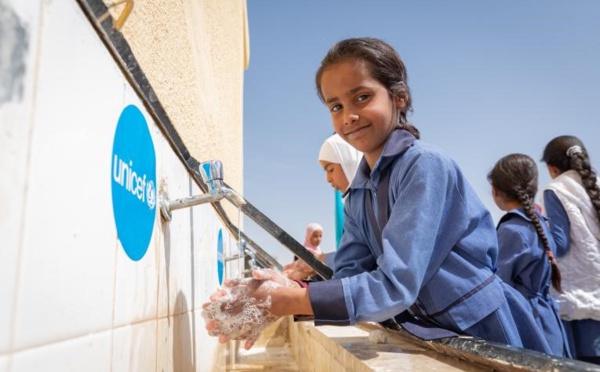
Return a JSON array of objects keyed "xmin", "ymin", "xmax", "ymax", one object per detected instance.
[
  {"xmin": 202, "ymin": 37, "xmax": 551, "ymax": 354},
  {"xmin": 541, "ymin": 135, "xmax": 600, "ymax": 364},
  {"xmin": 488, "ymin": 153, "xmax": 571, "ymax": 357}
]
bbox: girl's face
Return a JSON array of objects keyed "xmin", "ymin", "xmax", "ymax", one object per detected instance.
[
  {"xmin": 310, "ymin": 230, "xmax": 323, "ymax": 247},
  {"xmin": 491, "ymin": 186, "xmax": 506, "ymax": 211},
  {"xmin": 319, "ymin": 160, "xmax": 349, "ymax": 192},
  {"xmin": 319, "ymin": 60, "xmax": 404, "ymax": 168}
]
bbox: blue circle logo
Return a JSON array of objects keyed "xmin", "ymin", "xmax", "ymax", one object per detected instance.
[
  {"xmin": 217, "ymin": 229, "xmax": 224, "ymax": 285},
  {"xmin": 111, "ymin": 105, "xmax": 156, "ymax": 261}
]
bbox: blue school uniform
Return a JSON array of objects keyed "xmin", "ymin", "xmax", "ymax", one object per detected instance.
[
  {"xmin": 308, "ymin": 129, "xmax": 552, "ymax": 354},
  {"xmin": 496, "ymin": 209, "xmax": 571, "ymax": 357}
]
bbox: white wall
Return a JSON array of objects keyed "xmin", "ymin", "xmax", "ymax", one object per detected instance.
[{"xmin": 0, "ymin": 1, "xmax": 243, "ymax": 370}]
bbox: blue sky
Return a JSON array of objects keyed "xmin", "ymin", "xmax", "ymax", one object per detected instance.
[{"xmin": 242, "ymin": 1, "xmax": 600, "ymax": 264}]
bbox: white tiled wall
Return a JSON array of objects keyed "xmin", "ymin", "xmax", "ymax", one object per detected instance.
[
  {"xmin": 11, "ymin": 331, "xmax": 112, "ymax": 372},
  {"xmin": 157, "ymin": 148, "xmax": 195, "ymax": 318},
  {"xmin": 0, "ymin": 356, "xmax": 8, "ymax": 372},
  {"xmin": 12, "ymin": 0, "xmax": 123, "ymax": 350},
  {"xmin": 0, "ymin": 0, "xmax": 41, "ymax": 354},
  {"xmin": 111, "ymin": 321, "xmax": 158, "ymax": 371},
  {"xmin": 0, "ymin": 1, "xmax": 233, "ymax": 370}
]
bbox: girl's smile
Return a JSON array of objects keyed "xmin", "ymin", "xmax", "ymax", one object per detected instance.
[{"xmin": 344, "ymin": 123, "xmax": 372, "ymax": 138}]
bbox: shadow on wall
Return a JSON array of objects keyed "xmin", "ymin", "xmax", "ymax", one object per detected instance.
[
  {"xmin": 174, "ymin": 291, "xmax": 195, "ymax": 372},
  {"xmin": 161, "ymin": 183, "xmax": 198, "ymax": 371},
  {"xmin": 162, "ymin": 221, "xmax": 172, "ymax": 314}
]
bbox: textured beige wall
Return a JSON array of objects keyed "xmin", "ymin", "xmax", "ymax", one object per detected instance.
[{"xmin": 114, "ymin": 0, "xmax": 247, "ymax": 197}]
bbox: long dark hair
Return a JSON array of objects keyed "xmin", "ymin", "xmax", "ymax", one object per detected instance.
[
  {"xmin": 542, "ymin": 135, "xmax": 600, "ymax": 221},
  {"xmin": 488, "ymin": 153, "xmax": 562, "ymax": 292},
  {"xmin": 315, "ymin": 37, "xmax": 420, "ymax": 139}
]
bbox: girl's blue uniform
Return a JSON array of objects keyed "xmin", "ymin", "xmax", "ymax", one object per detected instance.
[
  {"xmin": 309, "ymin": 129, "xmax": 552, "ymax": 354},
  {"xmin": 496, "ymin": 209, "xmax": 571, "ymax": 357}
]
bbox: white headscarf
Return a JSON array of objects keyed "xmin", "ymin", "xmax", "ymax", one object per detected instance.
[{"xmin": 318, "ymin": 134, "xmax": 363, "ymax": 186}]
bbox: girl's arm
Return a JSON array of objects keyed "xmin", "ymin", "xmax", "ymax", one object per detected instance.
[
  {"xmin": 311, "ymin": 151, "xmax": 466, "ymax": 325},
  {"xmin": 271, "ymin": 285, "xmax": 313, "ymax": 316},
  {"xmin": 543, "ymin": 190, "xmax": 570, "ymax": 257},
  {"xmin": 496, "ymin": 221, "xmax": 536, "ymax": 287}
]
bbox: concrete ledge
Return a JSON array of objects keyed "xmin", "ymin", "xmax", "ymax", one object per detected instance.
[
  {"xmin": 289, "ymin": 319, "xmax": 487, "ymax": 371},
  {"xmin": 233, "ymin": 317, "xmax": 600, "ymax": 371},
  {"xmin": 288, "ymin": 318, "xmax": 600, "ymax": 372}
]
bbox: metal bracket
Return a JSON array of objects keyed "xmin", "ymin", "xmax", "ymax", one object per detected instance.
[{"xmin": 98, "ymin": 0, "xmax": 134, "ymax": 30}]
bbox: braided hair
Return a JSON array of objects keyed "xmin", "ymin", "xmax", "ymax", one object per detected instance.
[
  {"xmin": 542, "ymin": 135, "xmax": 600, "ymax": 221},
  {"xmin": 488, "ymin": 153, "xmax": 562, "ymax": 292}
]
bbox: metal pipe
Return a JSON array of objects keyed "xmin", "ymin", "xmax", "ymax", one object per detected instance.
[{"xmin": 167, "ymin": 189, "xmax": 227, "ymax": 212}]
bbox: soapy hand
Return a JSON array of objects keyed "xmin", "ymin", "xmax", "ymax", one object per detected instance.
[{"xmin": 201, "ymin": 269, "xmax": 299, "ymax": 350}]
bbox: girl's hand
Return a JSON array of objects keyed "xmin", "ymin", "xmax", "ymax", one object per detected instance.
[
  {"xmin": 201, "ymin": 269, "xmax": 299, "ymax": 350},
  {"xmin": 252, "ymin": 268, "xmax": 301, "ymax": 287},
  {"xmin": 282, "ymin": 252, "xmax": 325, "ymax": 281},
  {"xmin": 282, "ymin": 259, "xmax": 314, "ymax": 280}
]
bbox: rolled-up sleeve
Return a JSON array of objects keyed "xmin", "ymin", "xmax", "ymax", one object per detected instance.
[{"xmin": 308, "ymin": 279, "xmax": 350, "ymax": 325}]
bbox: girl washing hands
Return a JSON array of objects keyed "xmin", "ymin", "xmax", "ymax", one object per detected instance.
[{"xmin": 202, "ymin": 37, "xmax": 551, "ymax": 354}]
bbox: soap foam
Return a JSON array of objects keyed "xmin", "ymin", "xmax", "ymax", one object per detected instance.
[{"xmin": 202, "ymin": 278, "xmax": 279, "ymax": 342}]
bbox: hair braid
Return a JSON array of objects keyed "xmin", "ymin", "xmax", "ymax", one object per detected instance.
[
  {"xmin": 569, "ymin": 151, "xmax": 600, "ymax": 221},
  {"xmin": 489, "ymin": 153, "xmax": 563, "ymax": 292},
  {"xmin": 515, "ymin": 187, "xmax": 562, "ymax": 292},
  {"xmin": 543, "ymin": 135, "xmax": 600, "ymax": 222}
]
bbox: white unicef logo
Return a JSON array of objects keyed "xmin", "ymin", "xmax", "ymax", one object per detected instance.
[
  {"xmin": 146, "ymin": 180, "xmax": 156, "ymax": 209},
  {"xmin": 113, "ymin": 155, "xmax": 155, "ymax": 208}
]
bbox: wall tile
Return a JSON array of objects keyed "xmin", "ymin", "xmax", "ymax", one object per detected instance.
[
  {"xmin": 224, "ymin": 229, "xmax": 245, "ymax": 280},
  {"xmin": 0, "ymin": 356, "xmax": 8, "ymax": 372},
  {"xmin": 111, "ymin": 233, "xmax": 159, "ymax": 327},
  {"xmin": 0, "ymin": 0, "xmax": 42, "ymax": 353},
  {"xmin": 12, "ymin": 0, "xmax": 123, "ymax": 349},
  {"xmin": 157, "ymin": 143, "xmax": 195, "ymax": 318},
  {"xmin": 190, "ymin": 183, "xmax": 221, "ymax": 310},
  {"xmin": 156, "ymin": 307, "xmax": 208, "ymax": 372},
  {"xmin": 155, "ymin": 317, "xmax": 173, "ymax": 372},
  {"xmin": 111, "ymin": 321, "xmax": 157, "ymax": 372},
  {"xmin": 11, "ymin": 331, "xmax": 111, "ymax": 372}
]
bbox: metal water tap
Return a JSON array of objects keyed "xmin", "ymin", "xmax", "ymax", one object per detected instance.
[{"xmin": 159, "ymin": 160, "xmax": 246, "ymax": 221}]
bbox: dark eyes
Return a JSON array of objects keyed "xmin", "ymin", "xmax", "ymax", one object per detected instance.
[
  {"xmin": 329, "ymin": 93, "xmax": 371, "ymax": 113},
  {"xmin": 356, "ymin": 94, "xmax": 369, "ymax": 102}
]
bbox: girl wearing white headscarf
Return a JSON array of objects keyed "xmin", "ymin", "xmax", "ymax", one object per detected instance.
[
  {"xmin": 283, "ymin": 136, "xmax": 362, "ymax": 280},
  {"xmin": 319, "ymin": 134, "xmax": 363, "ymax": 249},
  {"xmin": 318, "ymin": 134, "xmax": 363, "ymax": 193}
]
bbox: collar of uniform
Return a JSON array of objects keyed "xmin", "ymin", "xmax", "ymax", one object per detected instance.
[
  {"xmin": 500, "ymin": 208, "xmax": 530, "ymax": 224},
  {"xmin": 346, "ymin": 129, "xmax": 416, "ymax": 194},
  {"xmin": 498, "ymin": 207, "xmax": 548, "ymax": 226}
]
